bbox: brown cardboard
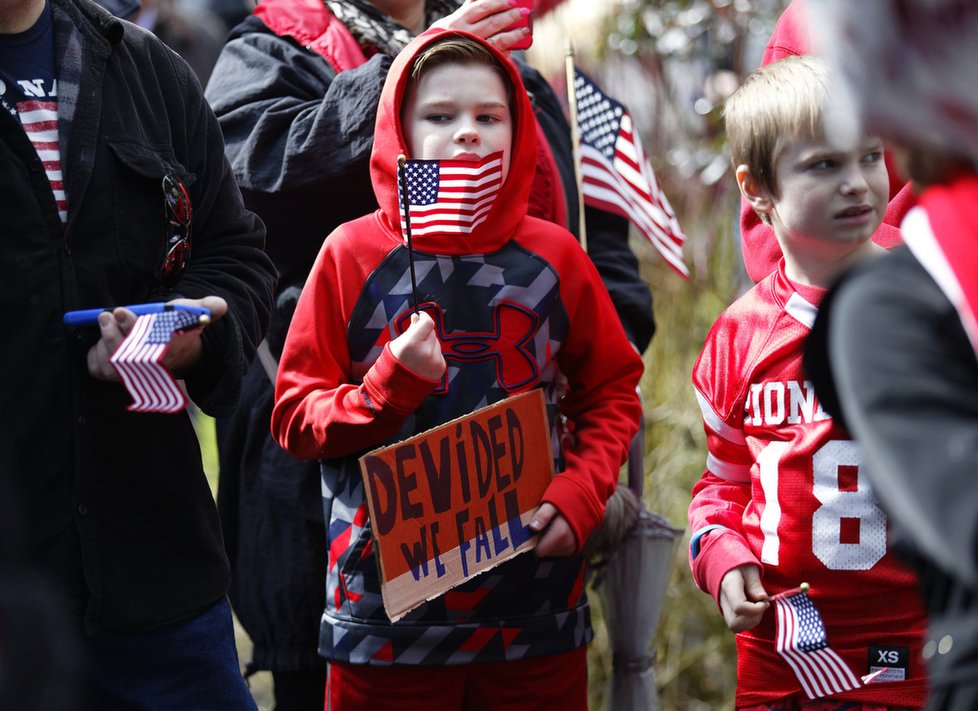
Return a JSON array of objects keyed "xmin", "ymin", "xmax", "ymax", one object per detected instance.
[{"xmin": 359, "ymin": 389, "xmax": 555, "ymax": 621}]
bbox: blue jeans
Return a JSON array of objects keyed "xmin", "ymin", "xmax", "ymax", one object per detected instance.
[{"xmin": 86, "ymin": 597, "xmax": 257, "ymax": 711}]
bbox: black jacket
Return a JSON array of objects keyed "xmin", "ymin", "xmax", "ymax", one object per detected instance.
[
  {"xmin": 0, "ymin": 0, "xmax": 276, "ymax": 634},
  {"xmin": 206, "ymin": 10, "xmax": 391, "ymax": 673}
]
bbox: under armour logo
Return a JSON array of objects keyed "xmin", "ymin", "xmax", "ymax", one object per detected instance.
[{"xmin": 397, "ymin": 301, "xmax": 541, "ymax": 394}]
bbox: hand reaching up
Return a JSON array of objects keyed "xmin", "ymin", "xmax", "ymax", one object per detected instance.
[{"xmin": 431, "ymin": 0, "xmax": 531, "ymax": 53}]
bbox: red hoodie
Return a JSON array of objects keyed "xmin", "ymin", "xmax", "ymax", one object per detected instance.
[{"xmin": 271, "ymin": 28, "xmax": 644, "ymax": 667}]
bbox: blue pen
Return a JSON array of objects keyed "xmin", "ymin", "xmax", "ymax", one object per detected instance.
[{"xmin": 63, "ymin": 302, "xmax": 212, "ymax": 326}]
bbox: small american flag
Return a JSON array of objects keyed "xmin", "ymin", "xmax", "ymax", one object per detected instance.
[
  {"xmin": 398, "ymin": 152, "xmax": 503, "ymax": 238},
  {"xmin": 110, "ymin": 309, "xmax": 201, "ymax": 413},
  {"xmin": 574, "ymin": 68, "xmax": 688, "ymax": 278},
  {"xmin": 774, "ymin": 588, "xmax": 862, "ymax": 700}
]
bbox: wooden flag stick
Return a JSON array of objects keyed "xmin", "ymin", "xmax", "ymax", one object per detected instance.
[
  {"xmin": 565, "ymin": 39, "xmax": 587, "ymax": 253},
  {"xmin": 396, "ymin": 154, "xmax": 420, "ymax": 314}
]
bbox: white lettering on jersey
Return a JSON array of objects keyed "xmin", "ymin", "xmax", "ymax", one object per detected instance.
[{"xmin": 745, "ymin": 379, "xmax": 830, "ymax": 426}]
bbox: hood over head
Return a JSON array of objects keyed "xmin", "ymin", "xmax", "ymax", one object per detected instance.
[{"xmin": 370, "ymin": 27, "xmax": 537, "ymax": 254}]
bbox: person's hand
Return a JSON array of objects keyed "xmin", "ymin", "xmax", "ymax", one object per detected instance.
[
  {"xmin": 530, "ymin": 502, "xmax": 577, "ymax": 557},
  {"xmin": 718, "ymin": 564, "xmax": 769, "ymax": 632},
  {"xmin": 431, "ymin": 0, "xmax": 531, "ymax": 53},
  {"xmin": 85, "ymin": 296, "xmax": 227, "ymax": 382},
  {"xmin": 164, "ymin": 296, "xmax": 227, "ymax": 376},
  {"xmin": 390, "ymin": 311, "xmax": 446, "ymax": 381}
]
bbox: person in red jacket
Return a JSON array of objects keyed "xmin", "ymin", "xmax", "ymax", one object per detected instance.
[
  {"xmin": 271, "ymin": 28, "xmax": 644, "ymax": 711},
  {"xmin": 207, "ymin": 3, "xmax": 655, "ymax": 705},
  {"xmin": 738, "ymin": 0, "xmax": 915, "ymax": 283}
]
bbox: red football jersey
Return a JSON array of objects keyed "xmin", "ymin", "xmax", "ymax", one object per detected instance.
[{"xmin": 688, "ymin": 261, "xmax": 927, "ymax": 707}]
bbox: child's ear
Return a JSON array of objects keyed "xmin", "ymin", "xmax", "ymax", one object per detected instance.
[{"xmin": 736, "ymin": 165, "xmax": 774, "ymax": 220}]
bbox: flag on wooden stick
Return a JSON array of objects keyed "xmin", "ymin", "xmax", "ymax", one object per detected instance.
[
  {"xmin": 573, "ymin": 68, "xmax": 688, "ymax": 278},
  {"xmin": 110, "ymin": 307, "xmax": 203, "ymax": 413}
]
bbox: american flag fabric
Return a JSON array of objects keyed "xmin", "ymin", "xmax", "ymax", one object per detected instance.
[
  {"xmin": 19, "ymin": 100, "xmax": 66, "ymax": 223},
  {"xmin": 398, "ymin": 152, "xmax": 503, "ymax": 238},
  {"xmin": 574, "ymin": 68, "xmax": 688, "ymax": 278},
  {"xmin": 774, "ymin": 589, "xmax": 862, "ymax": 700},
  {"xmin": 110, "ymin": 309, "xmax": 202, "ymax": 413}
]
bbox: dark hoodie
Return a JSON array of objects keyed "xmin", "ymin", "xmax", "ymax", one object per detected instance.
[{"xmin": 271, "ymin": 28, "xmax": 644, "ymax": 666}]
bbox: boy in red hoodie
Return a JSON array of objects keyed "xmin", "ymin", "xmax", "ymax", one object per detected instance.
[{"xmin": 271, "ymin": 28, "xmax": 644, "ymax": 711}]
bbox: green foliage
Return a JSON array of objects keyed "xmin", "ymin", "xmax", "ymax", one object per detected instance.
[
  {"xmin": 578, "ymin": 3, "xmax": 790, "ymax": 702},
  {"xmin": 192, "ymin": 407, "xmax": 219, "ymax": 498},
  {"xmin": 645, "ymin": 205, "xmax": 745, "ymax": 710}
]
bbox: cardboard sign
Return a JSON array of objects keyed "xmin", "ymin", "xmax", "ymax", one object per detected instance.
[{"xmin": 359, "ymin": 389, "xmax": 554, "ymax": 622}]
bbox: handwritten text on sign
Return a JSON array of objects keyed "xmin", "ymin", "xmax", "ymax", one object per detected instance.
[{"xmin": 359, "ymin": 389, "xmax": 554, "ymax": 621}]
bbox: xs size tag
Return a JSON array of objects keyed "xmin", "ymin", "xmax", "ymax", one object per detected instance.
[{"xmin": 866, "ymin": 645, "xmax": 910, "ymax": 682}]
